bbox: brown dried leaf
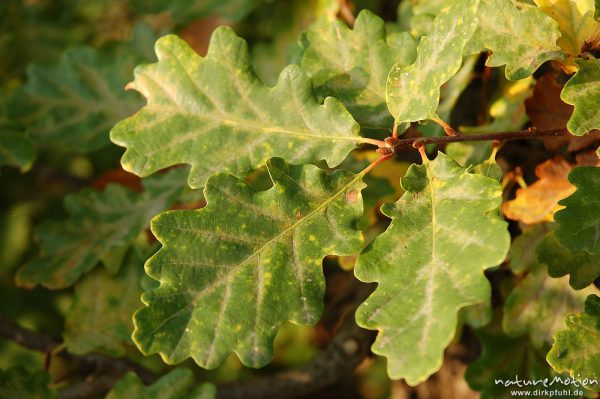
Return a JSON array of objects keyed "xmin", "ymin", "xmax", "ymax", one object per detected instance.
[
  {"xmin": 575, "ymin": 150, "xmax": 600, "ymax": 166},
  {"xmin": 525, "ymin": 74, "xmax": 600, "ymax": 151},
  {"xmin": 502, "ymin": 157, "xmax": 575, "ymax": 224},
  {"xmin": 525, "ymin": 74, "xmax": 573, "ymax": 131}
]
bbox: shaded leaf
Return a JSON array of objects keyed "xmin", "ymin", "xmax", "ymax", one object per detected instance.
[
  {"xmin": 250, "ymin": 0, "xmax": 329, "ymax": 86},
  {"xmin": 63, "ymin": 249, "xmax": 146, "ymax": 356},
  {"xmin": 127, "ymin": 0, "xmax": 270, "ymax": 24},
  {"xmin": 466, "ymin": 0, "xmax": 563, "ymax": 80},
  {"xmin": 0, "ymin": 366, "xmax": 58, "ymax": 399},
  {"xmin": 386, "ymin": 0, "xmax": 479, "ymax": 126},
  {"xmin": 562, "ymin": 59, "xmax": 600, "ymax": 137},
  {"xmin": 534, "ymin": 0, "xmax": 600, "ymax": 56},
  {"xmin": 504, "ymin": 225, "xmax": 597, "ymax": 348},
  {"xmin": 0, "ymin": 0, "xmax": 128, "ymax": 83},
  {"xmin": 547, "ymin": 294, "xmax": 600, "ymax": 392},
  {"xmin": 300, "ymin": 10, "xmax": 417, "ymax": 128},
  {"xmin": 354, "ymin": 152, "xmax": 510, "ymax": 384},
  {"xmin": 472, "ymin": 148, "xmax": 503, "ymax": 181},
  {"xmin": 502, "ymin": 157, "xmax": 575, "ymax": 224},
  {"xmin": 111, "ymin": 29, "xmax": 363, "ymax": 189},
  {"xmin": 466, "ymin": 314, "xmax": 579, "ymax": 399},
  {"xmin": 396, "ymin": 1, "xmax": 429, "ymax": 38},
  {"xmin": 8, "ymin": 25, "xmax": 155, "ymax": 152},
  {"xmin": 460, "ymin": 301, "xmax": 493, "ymax": 329},
  {"xmin": 133, "ymin": 158, "xmax": 365, "ymax": 368},
  {"xmin": 470, "ymin": 77, "xmax": 533, "ymax": 133},
  {"xmin": 449, "ymin": 77, "xmax": 533, "ymax": 167},
  {"xmin": 107, "ymin": 369, "xmax": 215, "ymax": 399},
  {"xmin": 395, "ymin": 0, "xmax": 450, "ymax": 38},
  {"xmin": 509, "ymin": 224, "xmax": 553, "ymax": 274},
  {"xmin": 0, "ymin": 126, "xmax": 35, "ymax": 171},
  {"xmin": 554, "ymin": 165, "xmax": 600, "ymax": 254},
  {"xmin": 538, "ymin": 232, "xmax": 600, "ymax": 289},
  {"xmin": 16, "ymin": 168, "xmax": 192, "ymax": 289},
  {"xmin": 347, "ymin": 150, "xmax": 409, "ymax": 229}
]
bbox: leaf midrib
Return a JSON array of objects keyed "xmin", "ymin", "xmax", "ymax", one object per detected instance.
[
  {"xmin": 142, "ymin": 106, "xmax": 366, "ymax": 143},
  {"xmin": 183, "ymin": 171, "xmax": 364, "ymax": 304},
  {"xmin": 146, "ymin": 170, "xmax": 364, "ymax": 362},
  {"xmin": 419, "ymin": 160, "xmax": 438, "ymax": 350}
]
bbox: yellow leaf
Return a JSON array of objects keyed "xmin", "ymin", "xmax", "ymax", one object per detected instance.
[
  {"xmin": 502, "ymin": 157, "xmax": 575, "ymax": 224},
  {"xmin": 534, "ymin": 0, "xmax": 600, "ymax": 56}
]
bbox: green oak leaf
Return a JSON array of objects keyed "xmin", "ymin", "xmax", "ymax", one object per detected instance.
[
  {"xmin": 63, "ymin": 249, "xmax": 146, "ymax": 356},
  {"xmin": 127, "ymin": 0, "xmax": 270, "ymax": 23},
  {"xmin": 396, "ymin": 0, "xmax": 447, "ymax": 38},
  {"xmin": 8, "ymin": 26, "xmax": 155, "ymax": 152},
  {"xmin": 386, "ymin": 0, "xmax": 479, "ymax": 127},
  {"xmin": 446, "ymin": 142, "xmax": 493, "ymax": 169},
  {"xmin": 459, "ymin": 300, "xmax": 493, "ymax": 328},
  {"xmin": 0, "ymin": 366, "xmax": 58, "ymax": 399},
  {"xmin": 466, "ymin": 313, "xmax": 578, "ymax": 399},
  {"xmin": 354, "ymin": 152, "xmax": 510, "ymax": 385},
  {"xmin": 133, "ymin": 158, "xmax": 365, "ymax": 368},
  {"xmin": 508, "ymin": 224, "xmax": 553, "ymax": 275},
  {"xmin": 419, "ymin": 55, "xmax": 478, "ymax": 137},
  {"xmin": 472, "ymin": 159, "xmax": 503, "ymax": 181},
  {"xmin": 504, "ymin": 225, "xmax": 597, "ymax": 348},
  {"xmin": 562, "ymin": 59, "xmax": 600, "ymax": 136},
  {"xmin": 554, "ymin": 166, "xmax": 600, "ymax": 254},
  {"xmin": 0, "ymin": 126, "xmax": 35, "ymax": 171},
  {"xmin": 111, "ymin": 28, "xmax": 363, "ymax": 189},
  {"xmin": 539, "ymin": 232, "xmax": 600, "ymax": 290},
  {"xmin": 251, "ymin": 0, "xmax": 329, "ymax": 86},
  {"xmin": 300, "ymin": 10, "xmax": 417, "ymax": 128},
  {"xmin": 16, "ymin": 168, "xmax": 192, "ymax": 289},
  {"xmin": 471, "ymin": 148, "xmax": 503, "ymax": 181},
  {"xmin": 338, "ymin": 151, "xmax": 409, "ymax": 231},
  {"xmin": 465, "ymin": 0, "xmax": 564, "ymax": 80},
  {"xmin": 107, "ymin": 369, "xmax": 215, "ymax": 399},
  {"xmin": 547, "ymin": 294, "xmax": 600, "ymax": 392}
]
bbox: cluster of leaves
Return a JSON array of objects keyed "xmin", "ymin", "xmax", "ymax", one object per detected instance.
[{"xmin": 1, "ymin": 0, "xmax": 600, "ymax": 398}]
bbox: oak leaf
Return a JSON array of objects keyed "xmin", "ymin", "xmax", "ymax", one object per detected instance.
[
  {"xmin": 525, "ymin": 74, "xmax": 600, "ymax": 151},
  {"xmin": 502, "ymin": 157, "xmax": 575, "ymax": 224}
]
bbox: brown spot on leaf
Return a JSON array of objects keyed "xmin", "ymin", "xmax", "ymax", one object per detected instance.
[{"xmin": 346, "ymin": 190, "xmax": 358, "ymax": 203}]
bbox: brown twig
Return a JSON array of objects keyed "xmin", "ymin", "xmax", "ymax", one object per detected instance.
[
  {"xmin": 338, "ymin": 0, "xmax": 356, "ymax": 27},
  {"xmin": 390, "ymin": 127, "xmax": 569, "ymax": 149},
  {"xmin": 0, "ymin": 315, "xmax": 58, "ymax": 353},
  {"xmin": 432, "ymin": 116, "xmax": 459, "ymax": 136}
]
